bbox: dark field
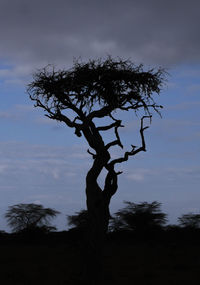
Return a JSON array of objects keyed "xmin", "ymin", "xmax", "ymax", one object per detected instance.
[{"xmin": 0, "ymin": 236, "xmax": 200, "ymax": 285}]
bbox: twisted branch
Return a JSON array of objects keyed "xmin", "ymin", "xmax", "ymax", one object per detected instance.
[
  {"xmin": 87, "ymin": 149, "xmax": 97, "ymax": 159},
  {"xmin": 107, "ymin": 116, "xmax": 151, "ymax": 168}
]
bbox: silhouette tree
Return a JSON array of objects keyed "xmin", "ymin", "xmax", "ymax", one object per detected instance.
[
  {"xmin": 67, "ymin": 209, "xmax": 88, "ymax": 230},
  {"xmin": 110, "ymin": 201, "xmax": 167, "ymax": 233},
  {"xmin": 67, "ymin": 210, "xmax": 89, "ymax": 249},
  {"xmin": 178, "ymin": 213, "xmax": 200, "ymax": 229},
  {"xmin": 5, "ymin": 203, "xmax": 59, "ymax": 233},
  {"xmin": 28, "ymin": 57, "xmax": 165, "ymax": 282}
]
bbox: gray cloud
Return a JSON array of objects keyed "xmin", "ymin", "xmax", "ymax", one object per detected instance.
[{"xmin": 0, "ymin": 0, "xmax": 199, "ymax": 79}]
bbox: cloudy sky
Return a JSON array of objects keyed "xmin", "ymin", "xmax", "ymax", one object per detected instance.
[{"xmin": 0, "ymin": 0, "xmax": 199, "ymax": 231}]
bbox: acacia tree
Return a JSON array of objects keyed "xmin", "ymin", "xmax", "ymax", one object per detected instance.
[
  {"xmin": 178, "ymin": 213, "xmax": 200, "ymax": 229},
  {"xmin": 110, "ymin": 201, "xmax": 167, "ymax": 233},
  {"xmin": 67, "ymin": 209, "xmax": 89, "ymax": 231},
  {"xmin": 5, "ymin": 203, "xmax": 59, "ymax": 233},
  {"xmin": 28, "ymin": 57, "xmax": 165, "ymax": 281}
]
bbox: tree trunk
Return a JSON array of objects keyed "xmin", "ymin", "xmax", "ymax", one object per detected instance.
[
  {"xmin": 81, "ymin": 185, "xmax": 107, "ymax": 284},
  {"xmin": 80, "ymin": 155, "xmax": 118, "ymax": 284}
]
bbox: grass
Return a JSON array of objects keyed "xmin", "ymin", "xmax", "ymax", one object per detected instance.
[{"xmin": 0, "ymin": 239, "xmax": 200, "ymax": 284}]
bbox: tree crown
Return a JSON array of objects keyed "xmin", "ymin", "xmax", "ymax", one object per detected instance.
[
  {"xmin": 67, "ymin": 209, "xmax": 88, "ymax": 229},
  {"xmin": 28, "ymin": 57, "xmax": 166, "ymax": 121},
  {"xmin": 110, "ymin": 201, "xmax": 167, "ymax": 232},
  {"xmin": 178, "ymin": 213, "xmax": 200, "ymax": 229},
  {"xmin": 28, "ymin": 57, "xmax": 166, "ymax": 173},
  {"xmin": 5, "ymin": 203, "xmax": 60, "ymax": 232}
]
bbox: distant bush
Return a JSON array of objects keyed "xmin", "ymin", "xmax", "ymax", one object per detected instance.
[
  {"xmin": 110, "ymin": 201, "xmax": 167, "ymax": 234},
  {"xmin": 5, "ymin": 203, "xmax": 60, "ymax": 233},
  {"xmin": 178, "ymin": 213, "xmax": 200, "ymax": 229},
  {"xmin": 67, "ymin": 209, "xmax": 88, "ymax": 230}
]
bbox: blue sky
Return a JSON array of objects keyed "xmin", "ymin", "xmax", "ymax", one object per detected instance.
[{"xmin": 0, "ymin": 0, "xmax": 199, "ymax": 231}]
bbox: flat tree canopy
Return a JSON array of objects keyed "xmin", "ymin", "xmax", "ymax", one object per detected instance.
[
  {"xmin": 110, "ymin": 201, "xmax": 167, "ymax": 232},
  {"xmin": 5, "ymin": 203, "xmax": 60, "ymax": 232},
  {"xmin": 28, "ymin": 57, "xmax": 164, "ymax": 125},
  {"xmin": 67, "ymin": 209, "xmax": 89, "ymax": 230},
  {"xmin": 178, "ymin": 213, "xmax": 200, "ymax": 229}
]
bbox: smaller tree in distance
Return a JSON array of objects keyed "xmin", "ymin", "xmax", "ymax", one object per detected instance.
[
  {"xmin": 178, "ymin": 213, "xmax": 200, "ymax": 229},
  {"xmin": 5, "ymin": 203, "xmax": 60, "ymax": 233},
  {"xmin": 67, "ymin": 209, "xmax": 88, "ymax": 231},
  {"xmin": 110, "ymin": 201, "xmax": 167, "ymax": 233}
]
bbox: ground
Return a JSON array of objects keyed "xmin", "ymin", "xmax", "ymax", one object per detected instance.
[{"xmin": 0, "ymin": 237, "xmax": 200, "ymax": 284}]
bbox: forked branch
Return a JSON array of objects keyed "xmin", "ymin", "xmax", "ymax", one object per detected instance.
[
  {"xmin": 107, "ymin": 116, "xmax": 151, "ymax": 168},
  {"xmin": 105, "ymin": 119, "xmax": 124, "ymax": 150},
  {"xmin": 32, "ymin": 97, "xmax": 83, "ymax": 135},
  {"xmin": 87, "ymin": 149, "xmax": 97, "ymax": 159}
]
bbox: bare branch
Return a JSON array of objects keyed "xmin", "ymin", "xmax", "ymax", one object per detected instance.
[
  {"xmin": 107, "ymin": 116, "xmax": 151, "ymax": 167},
  {"xmin": 140, "ymin": 115, "xmax": 152, "ymax": 148},
  {"xmin": 114, "ymin": 124, "xmax": 123, "ymax": 149},
  {"xmin": 50, "ymin": 111, "xmax": 82, "ymax": 129},
  {"xmin": 34, "ymin": 98, "xmax": 84, "ymax": 136},
  {"xmin": 109, "ymin": 113, "xmax": 119, "ymax": 122},
  {"xmin": 105, "ymin": 122, "xmax": 124, "ymax": 150},
  {"xmin": 106, "ymin": 140, "xmax": 120, "ymax": 150},
  {"xmin": 87, "ymin": 149, "xmax": 97, "ymax": 159},
  {"xmin": 97, "ymin": 122, "xmax": 119, "ymax": 131},
  {"xmin": 119, "ymin": 103, "xmax": 163, "ymax": 114},
  {"xmin": 87, "ymin": 106, "xmax": 111, "ymax": 120},
  {"xmin": 73, "ymin": 116, "xmax": 82, "ymax": 123}
]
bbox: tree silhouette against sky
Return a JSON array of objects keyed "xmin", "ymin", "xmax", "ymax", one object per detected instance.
[
  {"xmin": 28, "ymin": 57, "xmax": 165, "ymax": 282},
  {"xmin": 178, "ymin": 213, "xmax": 200, "ymax": 229},
  {"xmin": 110, "ymin": 201, "xmax": 167, "ymax": 233},
  {"xmin": 5, "ymin": 203, "xmax": 59, "ymax": 233}
]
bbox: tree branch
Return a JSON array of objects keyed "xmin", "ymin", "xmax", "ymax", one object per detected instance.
[
  {"xmin": 87, "ymin": 149, "xmax": 97, "ymax": 159},
  {"xmin": 101, "ymin": 117, "xmax": 124, "ymax": 150},
  {"xmin": 106, "ymin": 140, "xmax": 120, "ymax": 150},
  {"xmin": 105, "ymin": 123, "xmax": 124, "ymax": 150},
  {"xmin": 34, "ymin": 98, "xmax": 84, "ymax": 136},
  {"xmin": 119, "ymin": 103, "xmax": 163, "ymax": 114},
  {"xmin": 97, "ymin": 121, "xmax": 119, "ymax": 131},
  {"xmin": 107, "ymin": 116, "xmax": 151, "ymax": 167},
  {"xmin": 87, "ymin": 106, "xmax": 111, "ymax": 120},
  {"xmin": 114, "ymin": 124, "xmax": 123, "ymax": 149},
  {"xmin": 102, "ymin": 167, "xmax": 123, "ymax": 202}
]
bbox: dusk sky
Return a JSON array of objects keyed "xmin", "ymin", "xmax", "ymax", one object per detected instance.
[{"xmin": 0, "ymin": 0, "xmax": 199, "ymax": 231}]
